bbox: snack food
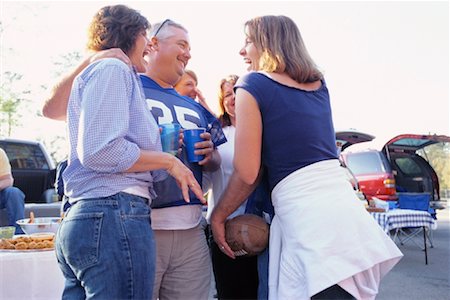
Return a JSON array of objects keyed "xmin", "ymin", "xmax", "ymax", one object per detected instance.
[{"xmin": 0, "ymin": 234, "xmax": 55, "ymax": 250}]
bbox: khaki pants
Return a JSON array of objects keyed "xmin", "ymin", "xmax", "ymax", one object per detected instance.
[{"xmin": 152, "ymin": 224, "xmax": 211, "ymax": 300}]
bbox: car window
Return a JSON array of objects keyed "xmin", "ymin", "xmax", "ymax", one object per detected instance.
[
  {"xmin": 394, "ymin": 157, "xmax": 423, "ymax": 176},
  {"xmin": 0, "ymin": 142, "xmax": 50, "ymax": 170},
  {"xmin": 345, "ymin": 152, "xmax": 385, "ymax": 175}
]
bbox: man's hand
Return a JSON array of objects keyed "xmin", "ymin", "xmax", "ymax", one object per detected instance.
[
  {"xmin": 89, "ymin": 48, "xmax": 131, "ymax": 67},
  {"xmin": 195, "ymin": 132, "xmax": 214, "ymax": 164},
  {"xmin": 196, "ymin": 132, "xmax": 220, "ymax": 171}
]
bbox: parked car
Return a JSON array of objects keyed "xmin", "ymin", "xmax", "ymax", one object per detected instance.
[
  {"xmin": 336, "ymin": 131, "xmax": 377, "ymax": 202},
  {"xmin": 341, "ymin": 165, "xmax": 366, "ymax": 202},
  {"xmin": 341, "ymin": 149, "xmax": 397, "ymax": 201},
  {"xmin": 336, "ymin": 131, "xmax": 450, "ymax": 209},
  {"xmin": 0, "ymin": 139, "xmax": 63, "ymax": 226},
  {"xmin": 383, "ymin": 134, "xmax": 450, "ymax": 208},
  {"xmin": 0, "ymin": 138, "xmax": 56, "ymax": 203}
]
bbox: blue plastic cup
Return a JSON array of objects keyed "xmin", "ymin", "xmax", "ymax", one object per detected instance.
[
  {"xmin": 160, "ymin": 123, "xmax": 181, "ymax": 155},
  {"xmin": 183, "ymin": 128, "xmax": 206, "ymax": 162}
]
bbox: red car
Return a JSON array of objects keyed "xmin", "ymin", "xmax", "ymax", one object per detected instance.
[{"xmin": 336, "ymin": 131, "xmax": 450, "ymax": 208}]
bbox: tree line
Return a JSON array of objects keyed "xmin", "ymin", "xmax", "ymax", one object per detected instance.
[{"xmin": 420, "ymin": 143, "xmax": 450, "ymax": 198}]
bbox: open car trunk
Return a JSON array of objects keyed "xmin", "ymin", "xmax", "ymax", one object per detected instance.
[
  {"xmin": 335, "ymin": 130, "xmax": 375, "ymax": 152},
  {"xmin": 382, "ymin": 134, "xmax": 450, "ymax": 203}
]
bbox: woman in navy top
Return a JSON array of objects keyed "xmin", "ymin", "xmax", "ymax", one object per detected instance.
[{"xmin": 211, "ymin": 15, "xmax": 402, "ymax": 300}]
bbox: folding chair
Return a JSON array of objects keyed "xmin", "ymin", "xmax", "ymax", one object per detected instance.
[{"xmin": 392, "ymin": 192, "xmax": 433, "ymax": 264}]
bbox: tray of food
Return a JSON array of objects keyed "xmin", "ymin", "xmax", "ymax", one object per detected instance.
[{"xmin": 0, "ymin": 233, "xmax": 55, "ymax": 252}]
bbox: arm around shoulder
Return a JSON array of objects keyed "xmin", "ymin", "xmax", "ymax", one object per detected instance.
[
  {"xmin": 42, "ymin": 55, "xmax": 92, "ymax": 120},
  {"xmin": 42, "ymin": 49, "xmax": 131, "ymax": 121}
]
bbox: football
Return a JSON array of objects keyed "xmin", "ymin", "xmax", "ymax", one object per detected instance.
[{"xmin": 225, "ymin": 214, "xmax": 269, "ymax": 257}]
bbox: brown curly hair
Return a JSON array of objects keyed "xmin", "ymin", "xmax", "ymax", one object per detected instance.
[{"xmin": 87, "ymin": 5, "xmax": 149, "ymax": 55}]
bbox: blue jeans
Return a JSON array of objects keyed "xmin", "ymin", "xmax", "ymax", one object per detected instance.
[
  {"xmin": 0, "ymin": 187, "xmax": 25, "ymax": 234},
  {"xmin": 55, "ymin": 192, "xmax": 155, "ymax": 299},
  {"xmin": 257, "ymin": 247, "xmax": 269, "ymax": 300}
]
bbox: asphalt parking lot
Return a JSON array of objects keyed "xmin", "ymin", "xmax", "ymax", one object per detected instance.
[{"xmin": 377, "ymin": 204, "xmax": 450, "ymax": 299}]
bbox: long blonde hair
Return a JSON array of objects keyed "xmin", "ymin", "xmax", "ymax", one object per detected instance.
[{"xmin": 245, "ymin": 15, "xmax": 323, "ymax": 83}]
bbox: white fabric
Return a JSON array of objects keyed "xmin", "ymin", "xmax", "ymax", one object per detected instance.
[
  {"xmin": 203, "ymin": 126, "xmax": 247, "ymax": 223},
  {"xmin": 269, "ymin": 159, "xmax": 402, "ymax": 300},
  {"xmin": 0, "ymin": 250, "xmax": 64, "ymax": 299},
  {"xmin": 122, "ymin": 186, "xmax": 151, "ymax": 200},
  {"xmin": 151, "ymin": 205, "xmax": 202, "ymax": 230}
]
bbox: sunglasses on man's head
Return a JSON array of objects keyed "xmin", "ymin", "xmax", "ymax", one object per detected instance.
[{"xmin": 153, "ymin": 19, "xmax": 171, "ymax": 37}]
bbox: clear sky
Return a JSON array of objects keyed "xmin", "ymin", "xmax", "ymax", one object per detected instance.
[{"xmin": 1, "ymin": 0, "xmax": 449, "ymax": 157}]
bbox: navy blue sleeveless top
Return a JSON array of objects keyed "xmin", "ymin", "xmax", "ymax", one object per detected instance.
[{"xmin": 235, "ymin": 72, "xmax": 338, "ymax": 191}]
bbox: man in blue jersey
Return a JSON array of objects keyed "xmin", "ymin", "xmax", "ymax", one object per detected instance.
[
  {"xmin": 42, "ymin": 19, "xmax": 225, "ymax": 300},
  {"xmin": 144, "ymin": 19, "xmax": 225, "ymax": 300}
]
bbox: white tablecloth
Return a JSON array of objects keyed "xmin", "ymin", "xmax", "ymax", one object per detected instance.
[{"xmin": 0, "ymin": 249, "xmax": 64, "ymax": 299}]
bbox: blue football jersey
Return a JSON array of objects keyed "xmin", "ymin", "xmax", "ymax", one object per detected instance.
[{"xmin": 140, "ymin": 74, "xmax": 226, "ymax": 208}]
